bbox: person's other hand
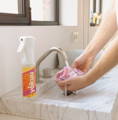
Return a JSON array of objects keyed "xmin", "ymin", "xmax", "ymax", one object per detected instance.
[{"xmin": 72, "ymin": 54, "xmax": 95, "ymax": 72}]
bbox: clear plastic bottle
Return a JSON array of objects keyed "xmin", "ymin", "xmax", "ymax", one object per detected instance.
[{"xmin": 17, "ymin": 36, "xmax": 36, "ymax": 97}]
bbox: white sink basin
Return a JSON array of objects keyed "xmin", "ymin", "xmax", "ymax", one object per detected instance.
[{"xmin": 0, "ymin": 67, "xmax": 118, "ymax": 120}]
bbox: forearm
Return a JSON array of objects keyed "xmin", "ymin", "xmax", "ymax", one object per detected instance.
[
  {"xmin": 84, "ymin": 7, "xmax": 117, "ymax": 58},
  {"xmin": 85, "ymin": 36, "xmax": 118, "ymax": 84}
]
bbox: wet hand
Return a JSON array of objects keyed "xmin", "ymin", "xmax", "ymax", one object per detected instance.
[
  {"xmin": 72, "ymin": 54, "xmax": 94, "ymax": 72},
  {"xmin": 56, "ymin": 75, "xmax": 93, "ymax": 91}
]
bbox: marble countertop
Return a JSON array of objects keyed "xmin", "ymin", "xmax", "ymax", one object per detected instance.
[
  {"xmin": 0, "ymin": 67, "xmax": 118, "ymax": 120},
  {"xmin": 0, "ymin": 114, "xmax": 36, "ymax": 120}
]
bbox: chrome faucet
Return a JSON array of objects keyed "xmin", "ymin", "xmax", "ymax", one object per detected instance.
[{"xmin": 36, "ymin": 47, "xmax": 69, "ymax": 83}]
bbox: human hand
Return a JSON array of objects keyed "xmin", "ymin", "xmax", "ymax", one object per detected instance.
[
  {"xmin": 72, "ymin": 53, "xmax": 95, "ymax": 72},
  {"xmin": 56, "ymin": 75, "xmax": 94, "ymax": 91}
]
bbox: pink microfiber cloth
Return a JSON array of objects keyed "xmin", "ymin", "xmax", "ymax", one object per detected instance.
[
  {"xmin": 56, "ymin": 66, "xmax": 85, "ymax": 96},
  {"xmin": 56, "ymin": 66, "xmax": 85, "ymax": 81}
]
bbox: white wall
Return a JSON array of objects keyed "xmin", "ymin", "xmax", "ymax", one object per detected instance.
[{"xmin": 0, "ymin": 26, "xmax": 83, "ymax": 96}]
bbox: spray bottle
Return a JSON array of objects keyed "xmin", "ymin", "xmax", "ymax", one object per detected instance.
[{"xmin": 17, "ymin": 36, "xmax": 36, "ymax": 97}]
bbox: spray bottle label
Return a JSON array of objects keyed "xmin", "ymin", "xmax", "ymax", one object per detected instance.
[{"xmin": 22, "ymin": 66, "xmax": 36, "ymax": 97}]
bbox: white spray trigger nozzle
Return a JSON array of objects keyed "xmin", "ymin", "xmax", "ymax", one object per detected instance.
[{"xmin": 17, "ymin": 37, "xmax": 26, "ymax": 53}]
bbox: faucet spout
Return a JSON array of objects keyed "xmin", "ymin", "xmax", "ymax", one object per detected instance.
[{"xmin": 36, "ymin": 47, "xmax": 69, "ymax": 83}]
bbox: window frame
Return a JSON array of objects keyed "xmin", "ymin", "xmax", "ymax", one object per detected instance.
[
  {"xmin": 0, "ymin": 0, "xmax": 31, "ymax": 25},
  {"xmin": 30, "ymin": 0, "xmax": 59, "ymax": 26},
  {"xmin": 0, "ymin": 0, "xmax": 59, "ymax": 26}
]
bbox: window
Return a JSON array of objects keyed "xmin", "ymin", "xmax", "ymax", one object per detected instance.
[
  {"xmin": 89, "ymin": 0, "xmax": 102, "ymax": 26},
  {"xmin": 0, "ymin": 0, "xmax": 30, "ymax": 25},
  {"xmin": 30, "ymin": 0, "xmax": 59, "ymax": 25},
  {"xmin": 0, "ymin": 0, "xmax": 59, "ymax": 25}
]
